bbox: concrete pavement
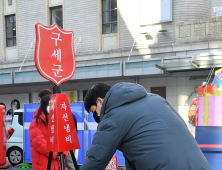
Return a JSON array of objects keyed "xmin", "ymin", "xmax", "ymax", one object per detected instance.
[{"xmin": 3, "ymin": 158, "xmax": 33, "ymax": 170}]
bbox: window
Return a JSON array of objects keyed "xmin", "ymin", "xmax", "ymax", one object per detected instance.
[
  {"xmin": 50, "ymin": 6, "xmax": 63, "ymax": 29},
  {"xmin": 151, "ymin": 87, "xmax": 166, "ymax": 99},
  {"xmin": 6, "ymin": 15, "xmax": 16, "ymax": 47},
  {"xmin": 8, "ymin": 0, "xmax": 12, "ymax": 6},
  {"xmin": 13, "ymin": 112, "xmax": 23, "ymax": 126},
  {"xmin": 102, "ymin": 0, "xmax": 117, "ymax": 34},
  {"xmin": 18, "ymin": 113, "xmax": 23, "ymax": 126}
]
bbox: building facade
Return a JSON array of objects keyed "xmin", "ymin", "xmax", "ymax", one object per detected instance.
[{"xmin": 0, "ymin": 0, "xmax": 222, "ymax": 135}]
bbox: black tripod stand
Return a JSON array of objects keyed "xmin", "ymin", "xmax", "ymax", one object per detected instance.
[{"xmin": 47, "ymin": 150, "xmax": 79, "ymax": 170}]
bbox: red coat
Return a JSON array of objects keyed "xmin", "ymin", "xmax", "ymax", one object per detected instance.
[{"xmin": 29, "ymin": 107, "xmax": 68, "ymax": 170}]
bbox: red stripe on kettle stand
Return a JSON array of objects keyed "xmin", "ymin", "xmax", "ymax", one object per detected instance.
[{"xmin": 199, "ymin": 144, "xmax": 222, "ymax": 148}]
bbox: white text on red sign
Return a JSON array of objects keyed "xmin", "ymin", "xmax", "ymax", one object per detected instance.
[
  {"xmin": 52, "ymin": 64, "xmax": 63, "ymax": 77},
  {"xmin": 51, "ymin": 49, "xmax": 61, "ymax": 62},
  {"xmin": 51, "ymin": 125, "xmax": 54, "ymax": 134},
  {"xmin": 64, "ymin": 124, "xmax": 70, "ymax": 133},
  {"xmin": 51, "ymin": 33, "xmax": 62, "ymax": 46},
  {"xmin": 51, "ymin": 99, "xmax": 56, "ymax": 112},
  {"xmin": 50, "ymin": 136, "xmax": 54, "ymax": 145},
  {"xmin": 50, "ymin": 33, "xmax": 63, "ymax": 77},
  {"xmin": 51, "ymin": 114, "xmax": 54, "ymax": 123},
  {"xmin": 65, "ymin": 135, "xmax": 72, "ymax": 143},
  {"xmin": 60, "ymin": 102, "xmax": 67, "ymax": 111}
]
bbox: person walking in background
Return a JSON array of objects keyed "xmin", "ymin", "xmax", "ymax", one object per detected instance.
[
  {"xmin": 29, "ymin": 95, "xmax": 68, "ymax": 169},
  {"xmin": 65, "ymin": 112, "xmax": 79, "ymax": 170},
  {"xmin": 82, "ymin": 82, "xmax": 211, "ymax": 170}
]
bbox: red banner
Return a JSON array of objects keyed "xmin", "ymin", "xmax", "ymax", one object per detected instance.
[
  {"xmin": 0, "ymin": 105, "xmax": 7, "ymax": 165},
  {"xmin": 46, "ymin": 94, "xmax": 80, "ymax": 152}
]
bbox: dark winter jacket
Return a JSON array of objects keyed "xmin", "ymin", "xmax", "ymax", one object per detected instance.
[{"xmin": 81, "ymin": 83, "xmax": 211, "ymax": 170}]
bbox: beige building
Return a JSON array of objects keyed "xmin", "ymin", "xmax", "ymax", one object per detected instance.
[{"xmin": 0, "ymin": 0, "xmax": 222, "ymax": 135}]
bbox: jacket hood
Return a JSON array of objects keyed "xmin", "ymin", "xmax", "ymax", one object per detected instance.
[{"xmin": 100, "ymin": 83, "xmax": 147, "ymax": 118}]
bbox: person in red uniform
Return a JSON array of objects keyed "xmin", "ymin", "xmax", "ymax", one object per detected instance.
[{"xmin": 29, "ymin": 94, "xmax": 68, "ymax": 169}]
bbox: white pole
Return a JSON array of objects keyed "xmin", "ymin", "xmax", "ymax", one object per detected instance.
[
  {"xmin": 75, "ymin": 37, "xmax": 81, "ymax": 52},
  {"xmin": 128, "ymin": 40, "xmax": 136, "ymax": 60},
  {"xmin": 19, "ymin": 42, "xmax": 33, "ymax": 70}
]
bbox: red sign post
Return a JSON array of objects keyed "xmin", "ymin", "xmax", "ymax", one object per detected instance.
[
  {"xmin": 47, "ymin": 94, "xmax": 81, "ymax": 152},
  {"xmin": 0, "ymin": 105, "xmax": 9, "ymax": 169},
  {"xmin": 35, "ymin": 23, "xmax": 78, "ymax": 170},
  {"xmin": 35, "ymin": 23, "xmax": 76, "ymax": 86}
]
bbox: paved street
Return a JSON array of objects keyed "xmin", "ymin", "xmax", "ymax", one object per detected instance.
[{"xmin": 4, "ymin": 158, "xmax": 33, "ymax": 170}]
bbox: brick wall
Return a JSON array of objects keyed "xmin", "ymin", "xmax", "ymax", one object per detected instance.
[
  {"xmin": 17, "ymin": 0, "xmax": 47, "ymax": 59},
  {"xmin": 119, "ymin": 0, "xmax": 211, "ymax": 46},
  {"xmin": 0, "ymin": 2, "xmax": 3, "ymax": 61},
  {"xmin": 119, "ymin": 0, "xmax": 141, "ymax": 47},
  {"xmin": 16, "ymin": 0, "xmax": 99, "ymax": 58},
  {"xmin": 1, "ymin": 0, "xmax": 219, "ymax": 61},
  {"xmin": 64, "ymin": 0, "xmax": 99, "ymax": 52},
  {"xmin": 173, "ymin": 0, "xmax": 211, "ymax": 21}
]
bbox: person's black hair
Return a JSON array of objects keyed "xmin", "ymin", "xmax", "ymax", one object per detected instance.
[
  {"xmin": 38, "ymin": 89, "xmax": 53, "ymax": 99},
  {"xmin": 84, "ymin": 82, "xmax": 111, "ymax": 113},
  {"xmin": 36, "ymin": 95, "xmax": 51, "ymax": 124},
  {"xmin": 72, "ymin": 112, "xmax": 78, "ymax": 133}
]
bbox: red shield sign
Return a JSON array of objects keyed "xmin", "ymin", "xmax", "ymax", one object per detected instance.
[{"xmin": 35, "ymin": 23, "xmax": 76, "ymax": 86}]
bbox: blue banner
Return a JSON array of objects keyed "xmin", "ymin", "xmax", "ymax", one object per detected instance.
[
  {"xmin": 24, "ymin": 103, "xmax": 85, "ymax": 165},
  {"xmin": 70, "ymin": 103, "xmax": 85, "ymax": 165},
  {"xmin": 196, "ymin": 126, "xmax": 222, "ymax": 170},
  {"xmin": 88, "ymin": 112, "xmax": 97, "ymax": 150},
  {"xmin": 24, "ymin": 104, "xmax": 39, "ymax": 163}
]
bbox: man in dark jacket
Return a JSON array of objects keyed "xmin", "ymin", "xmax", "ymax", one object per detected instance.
[{"xmin": 82, "ymin": 82, "xmax": 211, "ymax": 170}]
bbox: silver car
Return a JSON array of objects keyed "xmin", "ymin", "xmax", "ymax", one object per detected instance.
[{"xmin": 6, "ymin": 109, "xmax": 24, "ymax": 166}]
